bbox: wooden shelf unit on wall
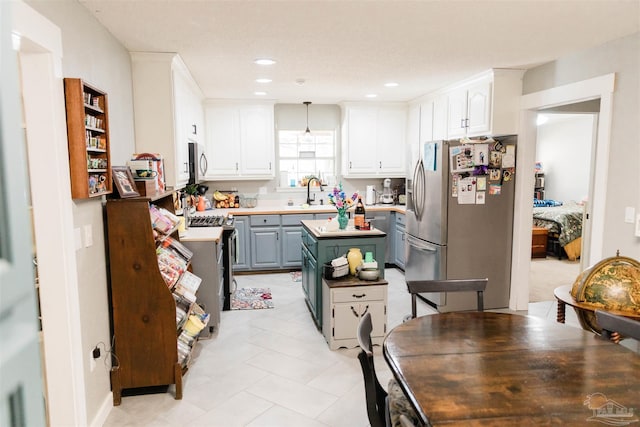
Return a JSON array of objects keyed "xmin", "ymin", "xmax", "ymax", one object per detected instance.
[
  {"xmin": 106, "ymin": 191, "xmax": 194, "ymax": 405},
  {"xmin": 63, "ymin": 78, "xmax": 112, "ymax": 199}
]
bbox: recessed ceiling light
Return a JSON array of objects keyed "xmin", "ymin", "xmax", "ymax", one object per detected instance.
[
  {"xmin": 365, "ymin": 94, "xmax": 378, "ymax": 98},
  {"xmin": 254, "ymin": 91, "xmax": 267, "ymax": 96},
  {"xmin": 254, "ymin": 58, "xmax": 276, "ymax": 65},
  {"xmin": 384, "ymin": 82, "xmax": 399, "ymax": 87},
  {"xmin": 255, "ymin": 78, "xmax": 272, "ymax": 84}
]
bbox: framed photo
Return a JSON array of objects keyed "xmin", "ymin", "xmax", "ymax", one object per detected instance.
[{"xmin": 111, "ymin": 166, "xmax": 140, "ymax": 198}]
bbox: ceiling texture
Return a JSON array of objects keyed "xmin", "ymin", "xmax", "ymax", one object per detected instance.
[{"xmin": 78, "ymin": 0, "xmax": 640, "ymax": 104}]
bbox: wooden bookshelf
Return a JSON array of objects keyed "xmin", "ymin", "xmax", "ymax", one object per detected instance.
[
  {"xmin": 106, "ymin": 191, "xmax": 202, "ymax": 405},
  {"xmin": 63, "ymin": 78, "xmax": 112, "ymax": 199}
]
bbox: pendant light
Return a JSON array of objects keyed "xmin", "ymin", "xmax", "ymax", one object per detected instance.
[{"xmin": 303, "ymin": 101, "xmax": 312, "ymax": 138}]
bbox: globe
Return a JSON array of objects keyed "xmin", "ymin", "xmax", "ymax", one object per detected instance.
[{"xmin": 569, "ymin": 254, "xmax": 640, "ymax": 332}]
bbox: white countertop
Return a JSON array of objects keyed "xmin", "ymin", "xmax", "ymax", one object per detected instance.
[
  {"xmin": 201, "ymin": 200, "xmax": 406, "ymax": 216},
  {"xmin": 301, "ymin": 220, "xmax": 387, "ymax": 238},
  {"xmin": 179, "ymin": 226, "xmax": 223, "ymax": 242}
]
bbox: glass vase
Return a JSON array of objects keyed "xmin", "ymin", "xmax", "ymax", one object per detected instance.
[{"xmin": 337, "ymin": 210, "xmax": 349, "ymax": 230}]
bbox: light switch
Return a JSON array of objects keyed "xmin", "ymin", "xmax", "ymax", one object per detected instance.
[
  {"xmin": 84, "ymin": 224, "xmax": 93, "ymax": 247},
  {"xmin": 259, "ymin": 186, "xmax": 267, "ymax": 195},
  {"xmin": 624, "ymin": 207, "xmax": 635, "ymax": 223}
]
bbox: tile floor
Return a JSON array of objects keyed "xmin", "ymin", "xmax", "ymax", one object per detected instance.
[{"xmin": 103, "ymin": 268, "xmax": 581, "ymax": 427}]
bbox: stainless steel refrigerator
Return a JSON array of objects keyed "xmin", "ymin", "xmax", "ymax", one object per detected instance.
[{"xmin": 405, "ymin": 137, "xmax": 516, "ymax": 312}]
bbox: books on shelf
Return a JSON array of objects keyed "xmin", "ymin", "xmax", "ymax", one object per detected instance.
[
  {"xmin": 173, "ymin": 271, "xmax": 202, "ymax": 303},
  {"xmin": 157, "ymin": 246, "xmax": 187, "ymax": 288},
  {"xmin": 150, "ymin": 205, "xmax": 180, "ymax": 234}
]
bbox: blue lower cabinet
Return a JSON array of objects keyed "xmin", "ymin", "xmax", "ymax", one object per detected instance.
[{"xmin": 233, "ymin": 216, "xmax": 250, "ymax": 271}]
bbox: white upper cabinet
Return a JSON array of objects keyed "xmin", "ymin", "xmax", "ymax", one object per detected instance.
[
  {"xmin": 432, "ymin": 94, "xmax": 448, "ymax": 141},
  {"xmin": 131, "ymin": 52, "xmax": 204, "ymax": 189},
  {"xmin": 447, "ymin": 76, "xmax": 492, "ymax": 138},
  {"xmin": 445, "ymin": 69, "xmax": 524, "ymax": 138},
  {"xmin": 419, "ymin": 99, "xmax": 434, "ymax": 143},
  {"xmin": 204, "ymin": 102, "xmax": 275, "ymax": 180},
  {"xmin": 342, "ymin": 104, "xmax": 407, "ymax": 177}
]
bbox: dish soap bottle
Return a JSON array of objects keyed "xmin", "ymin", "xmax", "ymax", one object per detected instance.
[{"xmin": 354, "ymin": 197, "xmax": 365, "ymax": 229}]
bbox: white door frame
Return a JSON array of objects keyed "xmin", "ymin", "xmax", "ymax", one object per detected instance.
[
  {"xmin": 510, "ymin": 73, "xmax": 615, "ymax": 311},
  {"xmin": 12, "ymin": 3, "xmax": 87, "ymax": 425}
]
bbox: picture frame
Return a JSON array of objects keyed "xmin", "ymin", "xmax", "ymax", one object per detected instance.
[{"xmin": 111, "ymin": 166, "xmax": 140, "ymax": 198}]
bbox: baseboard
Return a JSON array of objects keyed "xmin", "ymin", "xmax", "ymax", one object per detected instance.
[{"xmin": 89, "ymin": 393, "xmax": 113, "ymax": 427}]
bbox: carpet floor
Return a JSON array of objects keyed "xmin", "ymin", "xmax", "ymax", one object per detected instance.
[{"xmin": 529, "ymin": 258, "xmax": 581, "ymax": 302}]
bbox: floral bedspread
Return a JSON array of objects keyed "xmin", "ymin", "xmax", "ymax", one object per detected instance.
[{"xmin": 532, "ymin": 202, "xmax": 584, "ymax": 247}]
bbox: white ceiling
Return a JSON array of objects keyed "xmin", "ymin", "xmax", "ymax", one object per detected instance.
[{"xmin": 78, "ymin": 0, "xmax": 640, "ymax": 104}]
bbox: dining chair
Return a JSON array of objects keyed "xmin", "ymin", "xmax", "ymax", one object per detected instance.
[
  {"xmin": 406, "ymin": 278, "xmax": 488, "ymax": 318},
  {"xmin": 399, "ymin": 414, "xmax": 418, "ymax": 427},
  {"xmin": 595, "ymin": 309, "xmax": 640, "ymax": 343},
  {"xmin": 357, "ymin": 312, "xmax": 421, "ymax": 427}
]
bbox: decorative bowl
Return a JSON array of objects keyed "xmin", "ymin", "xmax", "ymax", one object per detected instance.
[{"xmin": 359, "ymin": 268, "xmax": 379, "ymax": 281}]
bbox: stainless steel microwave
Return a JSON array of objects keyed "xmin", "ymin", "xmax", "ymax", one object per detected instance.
[{"xmin": 188, "ymin": 142, "xmax": 208, "ymax": 184}]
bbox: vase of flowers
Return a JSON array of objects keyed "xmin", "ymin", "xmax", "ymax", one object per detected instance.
[{"xmin": 327, "ymin": 183, "xmax": 358, "ymax": 230}]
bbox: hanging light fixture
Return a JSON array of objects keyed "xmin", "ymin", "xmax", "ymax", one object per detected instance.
[{"xmin": 303, "ymin": 101, "xmax": 312, "ymax": 137}]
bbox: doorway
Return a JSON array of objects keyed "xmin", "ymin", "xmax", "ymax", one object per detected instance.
[
  {"xmin": 510, "ymin": 73, "xmax": 615, "ymax": 311},
  {"xmin": 528, "ymin": 109, "xmax": 599, "ymax": 303}
]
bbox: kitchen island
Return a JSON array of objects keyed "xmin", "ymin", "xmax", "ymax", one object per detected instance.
[{"xmin": 300, "ymin": 219, "xmax": 386, "ymax": 329}]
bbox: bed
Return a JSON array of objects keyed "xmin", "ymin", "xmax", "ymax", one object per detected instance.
[{"xmin": 532, "ymin": 201, "xmax": 584, "ymax": 261}]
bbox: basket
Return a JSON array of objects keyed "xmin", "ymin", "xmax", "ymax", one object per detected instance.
[
  {"xmin": 239, "ymin": 194, "xmax": 258, "ymax": 208},
  {"xmin": 323, "ymin": 262, "xmax": 349, "ymax": 279}
]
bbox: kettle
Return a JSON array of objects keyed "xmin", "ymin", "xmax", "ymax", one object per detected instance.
[{"xmin": 197, "ymin": 184, "xmax": 209, "ymax": 195}]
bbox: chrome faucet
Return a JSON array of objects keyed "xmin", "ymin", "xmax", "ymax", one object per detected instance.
[{"xmin": 306, "ymin": 177, "xmax": 324, "ymax": 205}]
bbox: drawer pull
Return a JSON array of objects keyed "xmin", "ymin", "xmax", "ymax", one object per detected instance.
[{"xmin": 352, "ymin": 293, "xmax": 366, "ymax": 299}]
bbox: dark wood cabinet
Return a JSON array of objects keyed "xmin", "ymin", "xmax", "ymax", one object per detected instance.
[
  {"xmin": 106, "ymin": 191, "xmax": 195, "ymax": 405},
  {"xmin": 531, "ymin": 227, "xmax": 548, "ymax": 258},
  {"xmin": 63, "ymin": 78, "xmax": 112, "ymax": 199}
]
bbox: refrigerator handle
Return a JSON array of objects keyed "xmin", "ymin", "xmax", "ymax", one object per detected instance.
[
  {"xmin": 412, "ymin": 159, "xmax": 422, "ymax": 220},
  {"xmin": 415, "ymin": 159, "xmax": 426, "ymax": 221},
  {"xmin": 406, "ymin": 234, "xmax": 437, "ymax": 252},
  {"xmin": 411, "ymin": 159, "xmax": 420, "ymax": 214}
]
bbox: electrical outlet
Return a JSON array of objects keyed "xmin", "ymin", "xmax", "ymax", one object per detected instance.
[{"xmin": 89, "ymin": 349, "xmax": 96, "ymax": 372}]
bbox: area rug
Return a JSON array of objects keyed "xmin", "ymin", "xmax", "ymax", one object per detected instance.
[
  {"xmin": 231, "ymin": 287, "xmax": 274, "ymax": 310},
  {"xmin": 290, "ymin": 271, "xmax": 302, "ymax": 282}
]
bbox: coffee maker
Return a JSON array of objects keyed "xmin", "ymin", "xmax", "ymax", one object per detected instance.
[{"xmin": 381, "ymin": 178, "xmax": 394, "ymax": 204}]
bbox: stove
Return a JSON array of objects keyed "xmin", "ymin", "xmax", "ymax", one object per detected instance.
[
  {"xmin": 184, "ymin": 213, "xmax": 237, "ymax": 311},
  {"xmin": 188, "ymin": 214, "xmax": 235, "ymax": 228}
]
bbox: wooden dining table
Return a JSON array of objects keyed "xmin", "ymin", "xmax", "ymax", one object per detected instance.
[{"xmin": 383, "ymin": 312, "xmax": 640, "ymax": 426}]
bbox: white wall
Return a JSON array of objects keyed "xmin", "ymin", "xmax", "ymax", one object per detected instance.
[
  {"xmin": 523, "ymin": 32, "xmax": 640, "ymax": 260},
  {"xmin": 24, "ymin": 1, "xmax": 136, "ymax": 424},
  {"xmin": 536, "ymin": 114, "xmax": 593, "ymax": 203}
]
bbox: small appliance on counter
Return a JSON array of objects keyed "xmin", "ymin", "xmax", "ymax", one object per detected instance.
[
  {"xmin": 381, "ymin": 178, "xmax": 394, "ymax": 204},
  {"xmin": 365, "ymin": 185, "xmax": 376, "ymax": 206}
]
